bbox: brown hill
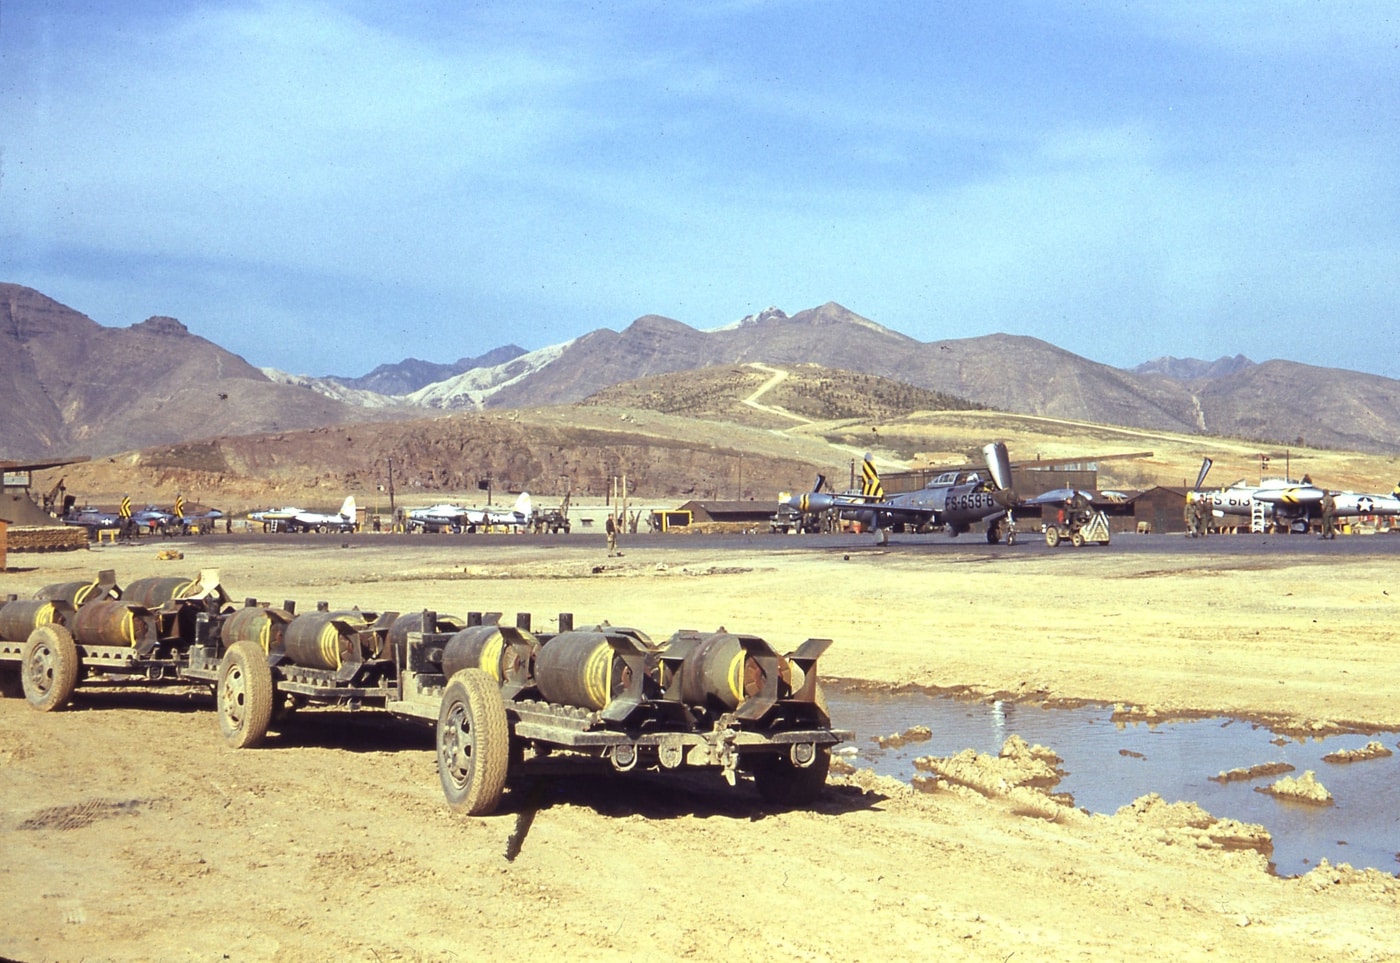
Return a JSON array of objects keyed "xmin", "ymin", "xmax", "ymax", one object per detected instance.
[
  {"xmin": 8, "ymin": 285, "xmax": 1400, "ymax": 461},
  {"xmin": 0, "ymin": 284, "xmax": 409, "ymax": 460},
  {"xmin": 580, "ymin": 362, "xmax": 984, "ymax": 429},
  {"xmin": 481, "ymin": 304, "xmax": 1400, "ymax": 453}
]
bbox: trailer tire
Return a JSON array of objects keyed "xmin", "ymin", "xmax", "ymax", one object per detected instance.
[
  {"xmin": 218, "ymin": 640, "xmax": 274, "ymax": 749},
  {"xmin": 21, "ymin": 624, "xmax": 80, "ymax": 711},
  {"xmin": 437, "ymin": 668, "xmax": 510, "ymax": 816},
  {"xmin": 752, "ymin": 745, "xmax": 831, "ymax": 807}
]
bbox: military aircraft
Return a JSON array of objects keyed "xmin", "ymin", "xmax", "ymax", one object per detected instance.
[
  {"xmin": 1251, "ymin": 481, "xmax": 1400, "ymax": 530},
  {"xmin": 462, "ymin": 492, "xmax": 533, "ymax": 530},
  {"xmin": 780, "ymin": 443, "xmax": 1021, "ymax": 543},
  {"xmin": 249, "ymin": 496, "xmax": 357, "ymax": 533},
  {"xmin": 1189, "ymin": 460, "xmax": 1400, "ymax": 532},
  {"xmin": 131, "ymin": 500, "xmax": 225, "ymax": 535},
  {"xmin": 406, "ymin": 492, "xmax": 534, "ymax": 533},
  {"xmin": 62, "ymin": 505, "xmax": 123, "ymax": 534},
  {"xmin": 405, "ymin": 503, "xmax": 471, "ymax": 533}
]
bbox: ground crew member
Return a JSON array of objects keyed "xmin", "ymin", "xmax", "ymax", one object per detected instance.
[
  {"xmin": 1320, "ymin": 490, "xmax": 1337, "ymax": 539},
  {"xmin": 606, "ymin": 513, "xmax": 618, "ymax": 556},
  {"xmin": 1184, "ymin": 496, "xmax": 1198, "ymax": 537}
]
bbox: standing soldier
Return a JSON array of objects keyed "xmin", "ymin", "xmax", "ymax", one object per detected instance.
[
  {"xmin": 1184, "ymin": 495, "xmax": 1198, "ymax": 537},
  {"xmin": 1320, "ymin": 490, "xmax": 1337, "ymax": 539},
  {"xmin": 606, "ymin": 513, "xmax": 618, "ymax": 556}
]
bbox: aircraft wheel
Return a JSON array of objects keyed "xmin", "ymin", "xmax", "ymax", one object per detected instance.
[
  {"xmin": 1071, "ymin": 531, "xmax": 1085, "ymax": 548},
  {"xmin": 1006, "ymin": 530, "xmax": 1016, "ymax": 546},
  {"xmin": 21, "ymin": 624, "xmax": 80, "ymax": 711},
  {"xmin": 218, "ymin": 641, "xmax": 274, "ymax": 749},
  {"xmin": 1045, "ymin": 527, "xmax": 1061, "ymax": 547},
  {"xmin": 986, "ymin": 525, "xmax": 1000, "ymax": 544},
  {"xmin": 437, "ymin": 669, "xmax": 510, "ymax": 816}
]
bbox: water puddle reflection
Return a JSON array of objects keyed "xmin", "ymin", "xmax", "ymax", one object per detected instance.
[{"xmin": 827, "ymin": 686, "xmax": 1400, "ymax": 878}]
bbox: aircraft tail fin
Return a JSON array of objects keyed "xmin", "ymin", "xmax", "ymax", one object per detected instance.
[
  {"xmin": 339, "ymin": 495, "xmax": 356, "ymax": 520},
  {"xmin": 860, "ymin": 454, "xmax": 884, "ymax": 500},
  {"xmin": 1194, "ymin": 457, "xmax": 1213, "ymax": 491},
  {"xmin": 514, "ymin": 492, "xmax": 532, "ymax": 519},
  {"xmin": 983, "ymin": 441, "xmax": 1012, "ymax": 491}
]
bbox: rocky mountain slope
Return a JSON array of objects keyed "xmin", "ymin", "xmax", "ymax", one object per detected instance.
[
  {"xmin": 6, "ymin": 284, "xmax": 1400, "ymax": 459},
  {"xmin": 0, "ymin": 284, "xmax": 412, "ymax": 460},
  {"xmin": 311, "ymin": 302, "xmax": 1399, "ymax": 452}
]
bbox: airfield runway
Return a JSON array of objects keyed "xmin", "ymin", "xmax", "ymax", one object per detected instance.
[
  {"xmin": 3, "ymin": 531, "xmax": 1399, "ymax": 960},
  {"xmin": 171, "ymin": 525, "xmax": 1400, "ymax": 558}
]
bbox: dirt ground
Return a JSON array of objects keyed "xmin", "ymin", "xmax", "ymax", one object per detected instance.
[{"xmin": 4, "ymin": 533, "xmax": 1400, "ymax": 962}]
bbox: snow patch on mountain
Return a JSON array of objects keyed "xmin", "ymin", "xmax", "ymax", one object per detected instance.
[
  {"xmin": 406, "ymin": 339, "xmax": 573, "ymax": 410},
  {"xmin": 259, "ymin": 368, "xmax": 404, "ymax": 409}
]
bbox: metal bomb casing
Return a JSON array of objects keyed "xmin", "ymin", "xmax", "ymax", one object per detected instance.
[
  {"xmin": 388, "ymin": 611, "xmax": 466, "ymax": 666},
  {"xmin": 532, "ymin": 626, "xmax": 654, "ymax": 712},
  {"xmin": 281, "ymin": 610, "xmax": 372, "ymax": 671},
  {"xmin": 441, "ymin": 623, "xmax": 534, "ymax": 684},
  {"xmin": 123, "ymin": 576, "xmax": 200, "ymax": 608},
  {"xmin": 35, "ymin": 570, "xmax": 120, "ymax": 608},
  {"xmin": 223, "ymin": 604, "xmax": 295, "ymax": 655},
  {"xmin": 657, "ymin": 630, "xmax": 790, "ymax": 713},
  {"xmin": 0, "ymin": 598, "xmax": 74, "ymax": 643},
  {"xmin": 71, "ymin": 599, "xmax": 154, "ymax": 647}
]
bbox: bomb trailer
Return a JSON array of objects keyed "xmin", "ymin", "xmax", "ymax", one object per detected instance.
[{"xmin": 0, "ymin": 570, "xmax": 847, "ymax": 815}]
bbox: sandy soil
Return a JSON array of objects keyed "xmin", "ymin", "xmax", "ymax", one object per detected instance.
[{"xmin": 4, "ymin": 534, "xmax": 1400, "ymax": 962}]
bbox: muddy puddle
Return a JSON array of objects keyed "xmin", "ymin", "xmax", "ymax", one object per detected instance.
[{"xmin": 827, "ymin": 686, "xmax": 1400, "ymax": 877}]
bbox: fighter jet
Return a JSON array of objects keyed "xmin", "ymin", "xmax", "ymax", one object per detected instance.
[
  {"xmin": 406, "ymin": 503, "xmax": 471, "ymax": 533},
  {"xmin": 249, "ymin": 496, "xmax": 357, "ymax": 533},
  {"xmin": 1189, "ymin": 460, "xmax": 1400, "ymax": 533},
  {"xmin": 781, "ymin": 443, "xmax": 1021, "ymax": 543},
  {"xmin": 460, "ymin": 492, "xmax": 533, "ymax": 531},
  {"xmin": 62, "ymin": 505, "xmax": 123, "ymax": 534},
  {"xmin": 406, "ymin": 492, "xmax": 533, "ymax": 533}
]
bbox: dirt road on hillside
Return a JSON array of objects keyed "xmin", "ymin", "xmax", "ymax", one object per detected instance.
[{"xmin": 3, "ymin": 535, "xmax": 1399, "ymax": 961}]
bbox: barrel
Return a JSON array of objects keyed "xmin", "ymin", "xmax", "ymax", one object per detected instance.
[
  {"xmin": 222, "ymin": 605, "xmax": 293, "ymax": 655},
  {"xmin": 533, "ymin": 630, "xmax": 625, "ymax": 711},
  {"xmin": 386, "ymin": 611, "xmax": 465, "ymax": 665},
  {"xmin": 672, "ymin": 632, "xmax": 761, "ymax": 710},
  {"xmin": 36, "ymin": 579, "xmax": 110, "ymax": 608},
  {"xmin": 0, "ymin": 599, "xmax": 69, "ymax": 643},
  {"xmin": 282, "ymin": 610, "xmax": 369, "ymax": 670},
  {"xmin": 442, "ymin": 623, "xmax": 535, "ymax": 682},
  {"xmin": 71, "ymin": 600, "xmax": 152, "ymax": 648},
  {"xmin": 123, "ymin": 577, "xmax": 198, "ymax": 607}
]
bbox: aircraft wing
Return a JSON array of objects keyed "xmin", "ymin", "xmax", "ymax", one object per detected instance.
[
  {"xmin": 249, "ymin": 507, "xmax": 301, "ymax": 521},
  {"xmin": 1022, "ymin": 488, "xmax": 1135, "ymax": 514}
]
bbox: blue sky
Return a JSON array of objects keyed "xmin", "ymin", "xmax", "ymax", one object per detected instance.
[{"xmin": 3, "ymin": 1, "xmax": 1399, "ymax": 379}]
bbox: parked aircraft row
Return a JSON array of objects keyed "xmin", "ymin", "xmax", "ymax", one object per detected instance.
[
  {"xmin": 780, "ymin": 446, "xmax": 1400, "ymax": 544},
  {"xmin": 780, "ymin": 443, "xmax": 1114, "ymax": 545},
  {"xmin": 405, "ymin": 492, "xmax": 533, "ymax": 533},
  {"xmin": 62, "ymin": 498, "xmax": 224, "ymax": 535},
  {"xmin": 248, "ymin": 496, "xmax": 358, "ymax": 534},
  {"xmin": 1189, "ymin": 459, "xmax": 1400, "ymax": 532}
]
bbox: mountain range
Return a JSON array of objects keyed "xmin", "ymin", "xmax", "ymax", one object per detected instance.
[{"xmin": 4, "ymin": 283, "xmax": 1399, "ymax": 460}]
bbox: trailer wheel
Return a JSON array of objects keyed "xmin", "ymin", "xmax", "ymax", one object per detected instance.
[
  {"xmin": 437, "ymin": 668, "xmax": 510, "ymax": 815},
  {"xmin": 752, "ymin": 745, "xmax": 831, "ymax": 807},
  {"xmin": 21, "ymin": 624, "xmax": 79, "ymax": 711},
  {"xmin": 1071, "ymin": 530, "xmax": 1085, "ymax": 548},
  {"xmin": 1045, "ymin": 526, "xmax": 1061, "ymax": 547},
  {"xmin": 0, "ymin": 665, "xmax": 23, "ymax": 699},
  {"xmin": 218, "ymin": 640, "xmax": 274, "ymax": 748}
]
